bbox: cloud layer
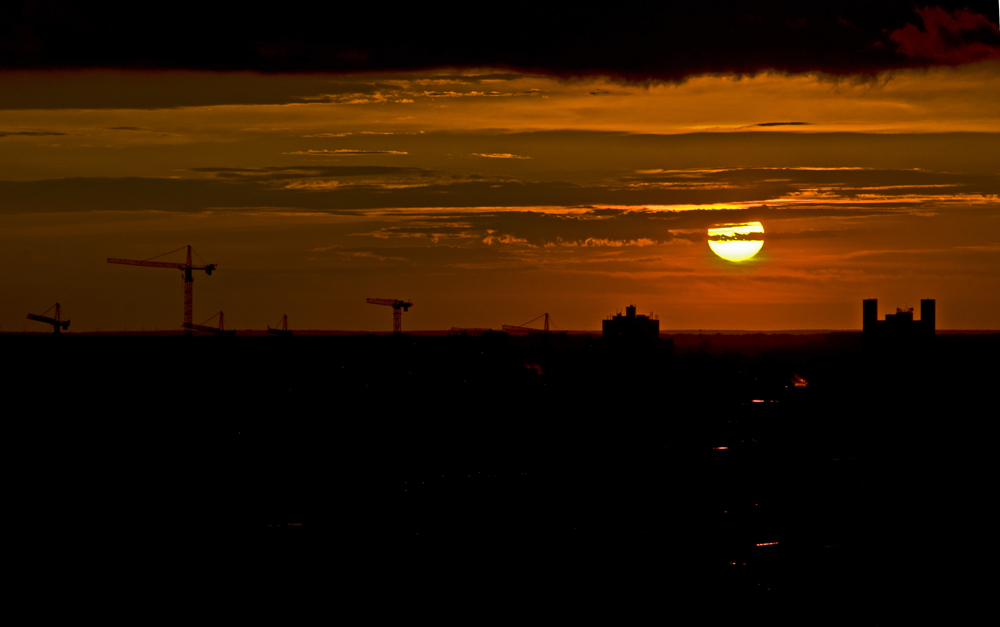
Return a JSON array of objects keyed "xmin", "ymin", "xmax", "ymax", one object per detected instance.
[{"xmin": 2, "ymin": 3, "xmax": 998, "ymax": 79}]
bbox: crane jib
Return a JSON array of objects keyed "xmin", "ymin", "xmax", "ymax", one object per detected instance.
[{"xmin": 107, "ymin": 258, "xmax": 215, "ymax": 271}]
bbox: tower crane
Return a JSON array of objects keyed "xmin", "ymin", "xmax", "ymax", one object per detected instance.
[
  {"xmin": 183, "ymin": 311, "xmax": 236, "ymax": 337},
  {"xmin": 107, "ymin": 245, "xmax": 216, "ymax": 336},
  {"xmin": 502, "ymin": 313, "xmax": 551, "ymax": 334},
  {"xmin": 267, "ymin": 314, "xmax": 293, "ymax": 336},
  {"xmin": 366, "ymin": 298, "xmax": 412, "ymax": 334},
  {"xmin": 27, "ymin": 302, "xmax": 70, "ymax": 334}
]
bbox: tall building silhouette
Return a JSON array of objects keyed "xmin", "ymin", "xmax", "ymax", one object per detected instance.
[
  {"xmin": 863, "ymin": 298, "xmax": 935, "ymax": 350},
  {"xmin": 603, "ymin": 305, "xmax": 660, "ymax": 343}
]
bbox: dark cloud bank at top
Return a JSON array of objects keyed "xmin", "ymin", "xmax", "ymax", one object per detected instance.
[{"xmin": 2, "ymin": 2, "xmax": 998, "ymax": 79}]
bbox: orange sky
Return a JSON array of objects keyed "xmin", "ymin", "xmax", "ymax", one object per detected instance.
[{"xmin": 1, "ymin": 63, "xmax": 998, "ymax": 331}]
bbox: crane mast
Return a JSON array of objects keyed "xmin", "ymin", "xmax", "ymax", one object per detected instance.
[{"xmin": 366, "ymin": 298, "xmax": 413, "ymax": 334}]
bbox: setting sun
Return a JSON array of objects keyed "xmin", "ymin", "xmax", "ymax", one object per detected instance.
[{"xmin": 708, "ymin": 222, "xmax": 765, "ymax": 262}]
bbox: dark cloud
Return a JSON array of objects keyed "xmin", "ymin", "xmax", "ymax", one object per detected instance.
[
  {"xmin": 359, "ymin": 206, "xmax": 900, "ymax": 248},
  {"xmin": 2, "ymin": 3, "xmax": 997, "ymax": 79},
  {"xmin": 479, "ymin": 206, "xmax": 899, "ymax": 246},
  {"xmin": 889, "ymin": 6, "xmax": 1000, "ymax": 64},
  {"xmin": 0, "ymin": 177, "xmax": 783, "ymax": 213},
  {"xmin": 754, "ymin": 122, "xmax": 810, "ymax": 127},
  {"xmin": 619, "ymin": 167, "xmax": 1000, "ymax": 198},
  {"xmin": 191, "ymin": 165, "xmax": 435, "ymax": 183},
  {"xmin": 763, "ymin": 228, "xmax": 854, "ymax": 240},
  {"xmin": 0, "ymin": 72, "xmax": 407, "ymax": 110},
  {"xmin": 0, "ymin": 130, "xmax": 66, "ymax": 136},
  {"xmin": 445, "ymin": 131, "xmax": 1000, "ymax": 177},
  {"xmin": 2, "ymin": 165, "xmax": 995, "ymax": 216},
  {"xmin": 409, "ymin": 73, "xmax": 525, "ymax": 84},
  {"xmin": 482, "ymin": 210, "xmax": 682, "ymax": 246},
  {"xmin": 307, "ymin": 245, "xmax": 411, "ymax": 265}
]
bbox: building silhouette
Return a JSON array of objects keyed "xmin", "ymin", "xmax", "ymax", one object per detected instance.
[
  {"xmin": 863, "ymin": 298, "xmax": 935, "ymax": 350},
  {"xmin": 603, "ymin": 305, "xmax": 660, "ymax": 343}
]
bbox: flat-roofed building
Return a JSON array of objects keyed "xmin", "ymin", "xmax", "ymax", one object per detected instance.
[
  {"xmin": 863, "ymin": 298, "xmax": 935, "ymax": 350},
  {"xmin": 603, "ymin": 305, "xmax": 660, "ymax": 343}
]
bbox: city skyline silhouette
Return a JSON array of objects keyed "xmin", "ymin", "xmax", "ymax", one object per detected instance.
[
  {"xmin": 3, "ymin": 1, "xmax": 997, "ymax": 614},
  {"xmin": 3, "ymin": 5, "xmax": 1000, "ymax": 333}
]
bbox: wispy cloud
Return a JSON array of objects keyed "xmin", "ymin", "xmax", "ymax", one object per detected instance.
[
  {"xmin": 482, "ymin": 233, "xmax": 530, "ymax": 246},
  {"xmin": 472, "ymin": 153, "xmax": 531, "ymax": 159},
  {"xmin": 416, "ymin": 90, "xmax": 544, "ymax": 98},
  {"xmin": 191, "ymin": 165, "xmax": 429, "ymax": 180},
  {"xmin": 282, "ymin": 149, "xmax": 408, "ymax": 156}
]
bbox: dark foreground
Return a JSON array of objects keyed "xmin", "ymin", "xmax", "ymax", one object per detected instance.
[{"xmin": 4, "ymin": 331, "xmax": 994, "ymax": 615}]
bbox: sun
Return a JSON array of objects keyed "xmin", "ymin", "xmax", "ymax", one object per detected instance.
[{"xmin": 708, "ymin": 222, "xmax": 765, "ymax": 262}]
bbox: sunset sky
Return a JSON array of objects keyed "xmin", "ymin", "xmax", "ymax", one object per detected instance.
[{"xmin": 2, "ymin": 2, "xmax": 998, "ymax": 331}]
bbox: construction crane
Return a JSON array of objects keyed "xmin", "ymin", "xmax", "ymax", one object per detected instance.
[
  {"xmin": 27, "ymin": 302, "xmax": 70, "ymax": 334},
  {"xmin": 503, "ymin": 313, "xmax": 551, "ymax": 334},
  {"xmin": 107, "ymin": 245, "xmax": 216, "ymax": 336},
  {"xmin": 183, "ymin": 311, "xmax": 236, "ymax": 337},
  {"xmin": 267, "ymin": 314, "xmax": 293, "ymax": 337},
  {"xmin": 367, "ymin": 298, "xmax": 413, "ymax": 334}
]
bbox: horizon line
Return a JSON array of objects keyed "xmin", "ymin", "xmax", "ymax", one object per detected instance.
[{"xmin": 3, "ymin": 329, "xmax": 999, "ymax": 336}]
